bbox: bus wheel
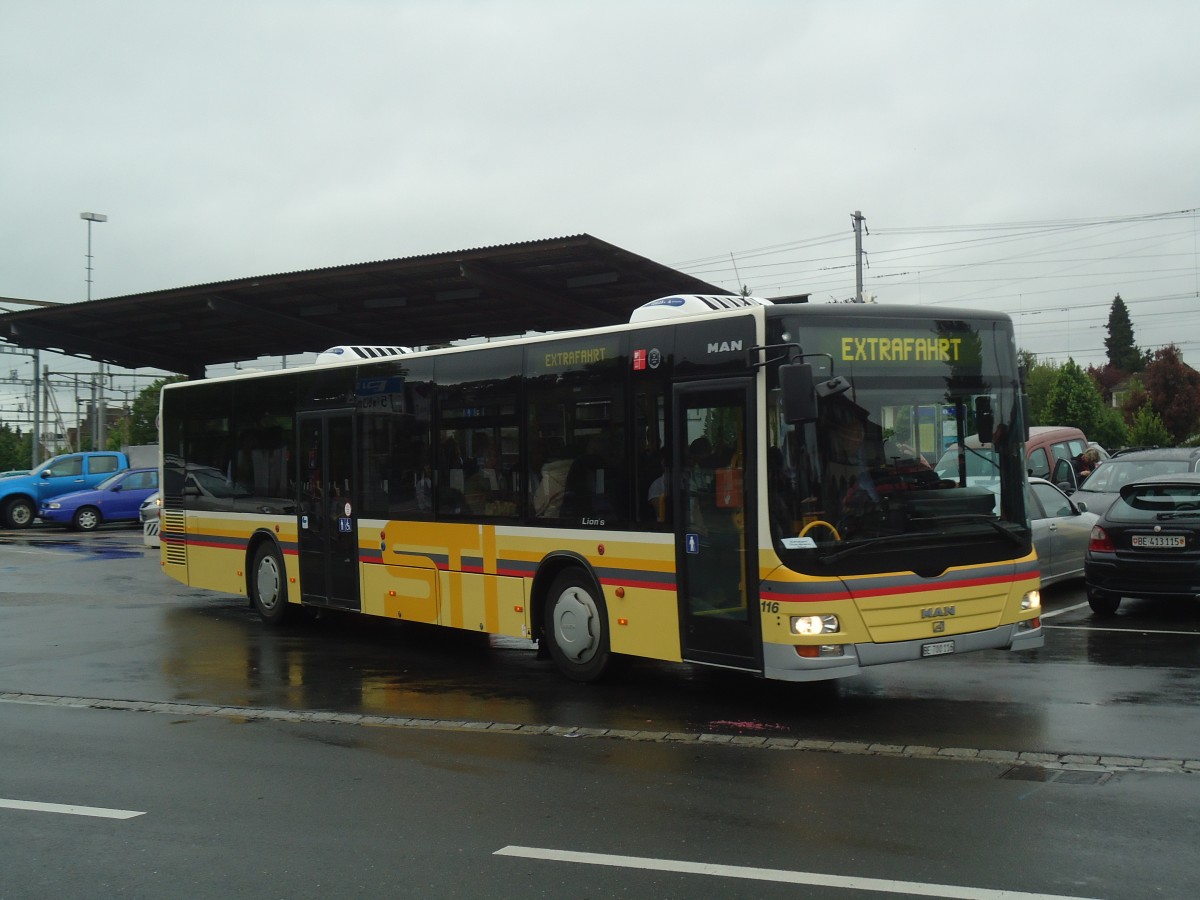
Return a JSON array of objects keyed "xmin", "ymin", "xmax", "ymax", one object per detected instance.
[
  {"xmin": 251, "ymin": 542, "xmax": 291, "ymax": 626},
  {"xmin": 544, "ymin": 569, "xmax": 612, "ymax": 682},
  {"xmin": 3, "ymin": 496, "xmax": 35, "ymax": 529}
]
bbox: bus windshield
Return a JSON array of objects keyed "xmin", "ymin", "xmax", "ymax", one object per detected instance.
[{"xmin": 766, "ymin": 311, "xmax": 1029, "ymax": 574}]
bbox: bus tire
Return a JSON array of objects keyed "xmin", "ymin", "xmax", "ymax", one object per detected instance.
[
  {"xmin": 250, "ymin": 542, "xmax": 292, "ymax": 626},
  {"xmin": 544, "ymin": 569, "xmax": 612, "ymax": 683},
  {"xmin": 3, "ymin": 496, "xmax": 35, "ymax": 529}
]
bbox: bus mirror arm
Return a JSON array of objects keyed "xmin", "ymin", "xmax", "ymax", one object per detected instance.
[{"xmin": 748, "ymin": 342, "xmax": 804, "ymax": 370}]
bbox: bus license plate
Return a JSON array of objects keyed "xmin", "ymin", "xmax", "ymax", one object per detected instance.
[
  {"xmin": 1132, "ymin": 534, "xmax": 1185, "ymax": 548},
  {"xmin": 921, "ymin": 640, "xmax": 956, "ymax": 658}
]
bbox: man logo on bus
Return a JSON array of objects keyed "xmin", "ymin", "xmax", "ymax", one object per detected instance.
[
  {"xmin": 921, "ymin": 606, "xmax": 956, "ymax": 618},
  {"xmin": 707, "ymin": 340, "xmax": 743, "ymax": 354}
]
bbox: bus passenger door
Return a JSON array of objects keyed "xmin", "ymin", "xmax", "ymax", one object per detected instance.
[
  {"xmin": 297, "ymin": 411, "xmax": 361, "ymax": 611},
  {"xmin": 673, "ymin": 381, "xmax": 760, "ymax": 671}
]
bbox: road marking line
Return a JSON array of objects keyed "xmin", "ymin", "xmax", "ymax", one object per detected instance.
[
  {"xmin": 1040, "ymin": 603, "xmax": 1199, "ymax": 636},
  {"xmin": 1044, "ymin": 624, "xmax": 1199, "ymax": 636},
  {"xmin": 0, "ymin": 798, "xmax": 145, "ymax": 819},
  {"xmin": 494, "ymin": 845, "xmax": 1103, "ymax": 899},
  {"xmin": 1040, "ymin": 601, "xmax": 1090, "ymax": 619}
]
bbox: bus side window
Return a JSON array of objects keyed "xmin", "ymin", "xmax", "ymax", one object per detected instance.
[
  {"xmin": 437, "ymin": 433, "xmax": 466, "ymax": 515},
  {"xmin": 634, "ymin": 384, "xmax": 670, "ymax": 529}
]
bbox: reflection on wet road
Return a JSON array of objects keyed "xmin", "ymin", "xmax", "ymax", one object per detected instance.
[{"xmin": 3, "ymin": 531, "xmax": 1200, "ymax": 765}]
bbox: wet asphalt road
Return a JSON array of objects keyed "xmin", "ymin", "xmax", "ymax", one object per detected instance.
[
  {"xmin": 3, "ymin": 526, "xmax": 1198, "ymax": 762},
  {"xmin": 3, "ymin": 526, "xmax": 1200, "ymax": 898}
]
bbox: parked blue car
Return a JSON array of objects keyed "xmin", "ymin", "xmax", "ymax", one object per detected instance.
[{"xmin": 40, "ymin": 467, "xmax": 159, "ymax": 531}]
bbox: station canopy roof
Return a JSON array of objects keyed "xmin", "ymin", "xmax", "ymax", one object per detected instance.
[{"xmin": 0, "ymin": 234, "xmax": 727, "ymax": 379}]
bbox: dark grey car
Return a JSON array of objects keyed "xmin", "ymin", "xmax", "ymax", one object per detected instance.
[
  {"xmin": 1084, "ymin": 472, "xmax": 1200, "ymax": 615},
  {"xmin": 1059, "ymin": 447, "xmax": 1200, "ymax": 517}
]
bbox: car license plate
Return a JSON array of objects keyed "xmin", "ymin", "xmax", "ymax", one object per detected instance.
[
  {"xmin": 1132, "ymin": 534, "xmax": 1186, "ymax": 548},
  {"xmin": 921, "ymin": 640, "xmax": 955, "ymax": 657}
]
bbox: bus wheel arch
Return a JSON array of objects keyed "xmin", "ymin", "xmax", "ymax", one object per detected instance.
[
  {"xmin": 247, "ymin": 532, "xmax": 292, "ymax": 626},
  {"xmin": 535, "ymin": 556, "xmax": 614, "ymax": 682}
]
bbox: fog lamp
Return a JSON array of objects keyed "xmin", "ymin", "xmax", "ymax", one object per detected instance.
[
  {"xmin": 794, "ymin": 644, "xmax": 845, "ymax": 658},
  {"xmin": 790, "ymin": 614, "xmax": 839, "ymax": 636},
  {"xmin": 1020, "ymin": 590, "xmax": 1041, "ymax": 611}
]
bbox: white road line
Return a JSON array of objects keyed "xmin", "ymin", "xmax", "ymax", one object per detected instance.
[
  {"xmin": 1042, "ymin": 602, "xmax": 1199, "ymax": 635},
  {"xmin": 1045, "ymin": 624, "xmax": 1200, "ymax": 636},
  {"xmin": 1039, "ymin": 601, "xmax": 1090, "ymax": 619},
  {"xmin": 0, "ymin": 798, "xmax": 145, "ymax": 819},
  {"xmin": 494, "ymin": 846, "xmax": 1104, "ymax": 900}
]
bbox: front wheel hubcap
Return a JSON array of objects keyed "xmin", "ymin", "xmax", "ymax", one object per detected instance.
[
  {"xmin": 256, "ymin": 556, "xmax": 281, "ymax": 610},
  {"xmin": 552, "ymin": 587, "xmax": 599, "ymax": 663}
]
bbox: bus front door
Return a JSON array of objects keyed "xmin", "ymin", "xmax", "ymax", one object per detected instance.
[
  {"xmin": 297, "ymin": 411, "xmax": 361, "ymax": 611},
  {"xmin": 674, "ymin": 381, "xmax": 760, "ymax": 672}
]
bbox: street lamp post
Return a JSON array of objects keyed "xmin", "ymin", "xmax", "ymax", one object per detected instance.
[{"xmin": 80, "ymin": 212, "xmax": 108, "ymax": 449}]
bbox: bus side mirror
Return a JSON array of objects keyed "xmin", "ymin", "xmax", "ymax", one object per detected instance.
[{"xmin": 780, "ymin": 363, "xmax": 817, "ymax": 424}]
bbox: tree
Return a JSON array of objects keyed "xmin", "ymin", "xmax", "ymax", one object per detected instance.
[
  {"xmin": 1136, "ymin": 345, "xmax": 1200, "ymax": 444},
  {"xmin": 128, "ymin": 376, "xmax": 186, "ymax": 445},
  {"xmin": 1127, "ymin": 404, "xmax": 1171, "ymax": 447},
  {"xmin": 1042, "ymin": 358, "xmax": 1109, "ymax": 437},
  {"xmin": 1089, "ymin": 407, "xmax": 1129, "ymax": 451},
  {"xmin": 106, "ymin": 416, "xmax": 130, "ymax": 452},
  {"xmin": 0, "ymin": 423, "xmax": 30, "ymax": 471},
  {"xmin": 1104, "ymin": 294, "xmax": 1147, "ymax": 374},
  {"xmin": 1086, "ymin": 361, "xmax": 1129, "ymax": 406},
  {"xmin": 1021, "ymin": 353, "xmax": 1059, "ymax": 426}
]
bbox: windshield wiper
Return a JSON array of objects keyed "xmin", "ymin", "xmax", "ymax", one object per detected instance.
[
  {"xmin": 934, "ymin": 514, "xmax": 1027, "ymax": 547},
  {"xmin": 818, "ymin": 516, "xmax": 1024, "ymax": 565},
  {"xmin": 818, "ymin": 533, "xmax": 939, "ymax": 565},
  {"xmin": 1156, "ymin": 511, "xmax": 1200, "ymax": 520}
]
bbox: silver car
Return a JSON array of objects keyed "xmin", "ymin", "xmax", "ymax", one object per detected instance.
[
  {"xmin": 139, "ymin": 491, "xmax": 161, "ymax": 548},
  {"xmin": 1028, "ymin": 477, "xmax": 1097, "ymax": 587}
]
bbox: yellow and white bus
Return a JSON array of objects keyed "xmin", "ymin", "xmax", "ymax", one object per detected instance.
[{"xmin": 159, "ymin": 294, "xmax": 1042, "ymax": 682}]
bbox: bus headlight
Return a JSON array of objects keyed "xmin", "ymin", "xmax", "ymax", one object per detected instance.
[
  {"xmin": 790, "ymin": 614, "xmax": 839, "ymax": 636},
  {"xmin": 1021, "ymin": 590, "xmax": 1041, "ymax": 611}
]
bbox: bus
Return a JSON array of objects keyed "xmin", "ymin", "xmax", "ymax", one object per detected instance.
[{"xmin": 158, "ymin": 294, "xmax": 1042, "ymax": 682}]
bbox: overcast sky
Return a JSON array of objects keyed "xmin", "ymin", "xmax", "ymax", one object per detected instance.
[{"xmin": 2, "ymin": 1, "xmax": 1199, "ymax": 426}]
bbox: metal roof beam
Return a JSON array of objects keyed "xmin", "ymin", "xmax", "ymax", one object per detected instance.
[
  {"xmin": 1, "ymin": 320, "xmax": 190, "ymax": 373},
  {"xmin": 457, "ymin": 261, "xmax": 616, "ymax": 329},
  {"xmin": 205, "ymin": 294, "xmax": 362, "ymax": 349}
]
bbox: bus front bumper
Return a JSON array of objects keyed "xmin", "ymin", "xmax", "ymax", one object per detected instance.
[{"xmin": 762, "ymin": 621, "xmax": 1044, "ymax": 682}]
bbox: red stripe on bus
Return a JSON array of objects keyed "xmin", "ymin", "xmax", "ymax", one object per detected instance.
[
  {"xmin": 761, "ymin": 573, "xmax": 1024, "ymax": 604},
  {"xmin": 184, "ymin": 539, "xmax": 247, "ymax": 550},
  {"xmin": 599, "ymin": 576, "xmax": 676, "ymax": 592}
]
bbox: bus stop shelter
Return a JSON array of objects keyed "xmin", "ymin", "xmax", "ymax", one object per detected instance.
[{"xmin": 0, "ymin": 234, "xmax": 727, "ymax": 379}]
